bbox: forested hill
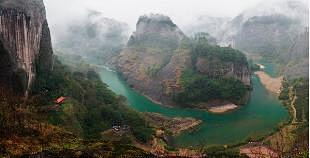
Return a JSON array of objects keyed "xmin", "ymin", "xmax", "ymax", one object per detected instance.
[
  {"xmin": 185, "ymin": 0, "xmax": 309, "ymax": 79},
  {"xmin": 117, "ymin": 14, "xmax": 251, "ymax": 109},
  {"xmin": 174, "ymin": 35, "xmax": 250, "ymax": 107},
  {"xmin": 34, "ymin": 59, "xmax": 154, "ymax": 142}
]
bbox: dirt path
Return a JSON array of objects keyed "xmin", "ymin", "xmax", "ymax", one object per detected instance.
[{"xmin": 288, "ymin": 87, "xmax": 297, "ymax": 123}]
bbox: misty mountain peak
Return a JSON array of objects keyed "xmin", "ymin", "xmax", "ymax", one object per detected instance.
[
  {"xmin": 135, "ymin": 14, "xmax": 181, "ymax": 34},
  {"xmin": 130, "ymin": 13, "xmax": 185, "ymax": 46},
  {"xmin": 241, "ymin": 0, "xmax": 308, "ymax": 26},
  {"xmin": 137, "ymin": 14, "xmax": 176, "ymax": 26}
]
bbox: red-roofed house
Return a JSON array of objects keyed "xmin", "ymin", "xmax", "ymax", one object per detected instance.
[{"xmin": 54, "ymin": 96, "xmax": 66, "ymax": 104}]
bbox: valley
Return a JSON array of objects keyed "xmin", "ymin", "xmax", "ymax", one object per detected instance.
[
  {"xmin": 97, "ymin": 60, "xmax": 289, "ymax": 147},
  {"xmin": 0, "ymin": 0, "xmax": 308, "ymax": 157}
]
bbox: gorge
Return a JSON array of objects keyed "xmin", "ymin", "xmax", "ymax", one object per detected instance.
[
  {"xmin": 54, "ymin": 13, "xmax": 290, "ymax": 148},
  {"xmin": 98, "ymin": 62, "xmax": 289, "ymax": 147},
  {"xmin": 1, "ymin": 0, "xmax": 307, "ymax": 156}
]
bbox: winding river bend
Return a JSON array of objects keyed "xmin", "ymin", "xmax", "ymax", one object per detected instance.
[{"xmin": 97, "ymin": 64, "xmax": 289, "ymax": 147}]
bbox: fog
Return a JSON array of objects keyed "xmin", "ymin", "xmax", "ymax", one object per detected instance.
[
  {"xmin": 43, "ymin": 0, "xmax": 264, "ymax": 38},
  {"xmin": 43, "ymin": 0, "xmax": 308, "ymax": 42}
]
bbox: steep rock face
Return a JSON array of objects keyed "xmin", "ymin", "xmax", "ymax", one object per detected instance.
[
  {"xmin": 195, "ymin": 57, "xmax": 251, "ymax": 86},
  {"xmin": 117, "ymin": 14, "xmax": 189, "ymax": 105},
  {"xmin": 0, "ymin": 0, "xmax": 53, "ymax": 95},
  {"xmin": 127, "ymin": 14, "xmax": 186, "ymax": 50},
  {"xmin": 117, "ymin": 14, "xmax": 251, "ymax": 106},
  {"xmin": 37, "ymin": 21, "xmax": 54, "ymax": 72}
]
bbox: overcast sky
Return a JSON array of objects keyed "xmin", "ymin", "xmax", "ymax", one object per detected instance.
[{"xmin": 43, "ymin": 0, "xmax": 265, "ymax": 30}]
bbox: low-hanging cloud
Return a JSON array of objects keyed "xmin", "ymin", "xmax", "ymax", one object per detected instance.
[
  {"xmin": 43, "ymin": 0, "xmax": 308, "ymax": 43},
  {"xmin": 43, "ymin": 0, "xmax": 265, "ymax": 39}
]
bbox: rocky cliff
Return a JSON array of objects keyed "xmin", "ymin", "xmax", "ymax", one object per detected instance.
[
  {"xmin": 117, "ymin": 14, "xmax": 251, "ymax": 107},
  {"xmin": 0, "ymin": 0, "xmax": 53, "ymax": 96},
  {"xmin": 117, "ymin": 14, "xmax": 189, "ymax": 105},
  {"xmin": 195, "ymin": 57, "xmax": 251, "ymax": 86}
]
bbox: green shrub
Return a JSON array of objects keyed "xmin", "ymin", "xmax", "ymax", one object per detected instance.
[{"xmin": 33, "ymin": 58, "xmax": 154, "ymax": 143}]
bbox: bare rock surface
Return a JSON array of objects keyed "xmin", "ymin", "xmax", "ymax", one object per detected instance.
[{"xmin": 0, "ymin": 0, "xmax": 53, "ymax": 95}]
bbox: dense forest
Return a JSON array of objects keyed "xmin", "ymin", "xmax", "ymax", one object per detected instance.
[
  {"xmin": 0, "ymin": 59, "xmax": 155, "ymax": 156},
  {"xmin": 279, "ymin": 78, "xmax": 309, "ymax": 122},
  {"xmin": 175, "ymin": 70, "xmax": 247, "ymax": 106},
  {"xmin": 33, "ymin": 58, "xmax": 154, "ymax": 142},
  {"xmin": 174, "ymin": 36, "xmax": 249, "ymax": 107}
]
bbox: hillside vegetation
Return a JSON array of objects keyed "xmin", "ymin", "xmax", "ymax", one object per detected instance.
[
  {"xmin": 279, "ymin": 78, "xmax": 309, "ymax": 122},
  {"xmin": 117, "ymin": 15, "xmax": 251, "ymax": 108},
  {"xmin": 33, "ymin": 58, "xmax": 154, "ymax": 143},
  {"xmin": 173, "ymin": 36, "xmax": 249, "ymax": 107},
  {"xmin": 260, "ymin": 78, "xmax": 309, "ymax": 158}
]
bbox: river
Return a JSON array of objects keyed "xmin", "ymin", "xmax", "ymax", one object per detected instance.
[{"xmin": 96, "ymin": 64, "xmax": 289, "ymax": 148}]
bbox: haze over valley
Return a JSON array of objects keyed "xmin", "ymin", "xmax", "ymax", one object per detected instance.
[{"xmin": 0, "ymin": 0, "xmax": 308, "ymax": 157}]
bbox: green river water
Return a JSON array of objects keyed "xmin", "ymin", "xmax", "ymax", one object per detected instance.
[{"xmin": 97, "ymin": 64, "xmax": 289, "ymax": 148}]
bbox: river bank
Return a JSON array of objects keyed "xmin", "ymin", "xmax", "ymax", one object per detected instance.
[
  {"xmin": 238, "ymin": 80, "xmax": 305, "ymax": 157},
  {"xmin": 97, "ymin": 64, "xmax": 289, "ymax": 147},
  {"xmin": 144, "ymin": 112, "xmax": 202, "ymax": 135},
  {"xmin": 240, "ymin": 145, "xmax": 278, "ymax": 158},
  {"xmin": 255, "ymin": 71, "xmax": 283, "ymax": 94}
]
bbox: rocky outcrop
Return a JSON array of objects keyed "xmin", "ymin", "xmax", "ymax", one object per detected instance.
[
  {"xmin": 195, "ymin": 57, "xmax": 251, "ymax": 86},
  {"xmin": 117, "ymin": 14, "xmax": 190, "ymax": 105},
  {"xmin": 127, "ymin": 14, "xmax": 186, "ymax": 50},
  {"xmin": 0, "ymin": 0, "xmax": 53, "ymax": 96},
  {"xmin": 117, "ymin": 14, "xmax": 251, "ymax": 106}
]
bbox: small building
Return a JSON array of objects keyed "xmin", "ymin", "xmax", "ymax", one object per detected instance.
[
  {"xmin": 112, "ymin": 126, "xmax": 121, "ymax": 132},
  {"xmin": 55, "ymin": 96, "xmax": 66, "ymax": 104}
]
